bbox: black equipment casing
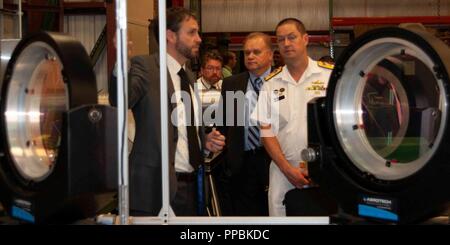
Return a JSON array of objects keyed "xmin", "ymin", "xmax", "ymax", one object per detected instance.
[
  {"xmin": 0, "ymin": 32, "xmax": 117, "ymax": 223},
  {"xmin": 308, "ymin": 27, "xmax": 450, "ymax": 224}
]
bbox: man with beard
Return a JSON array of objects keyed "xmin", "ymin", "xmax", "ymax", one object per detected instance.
[
  {"xmin": 109, "ymin": 7, "xmax": 225, "ymax": 216},
  {"xmin": 196, "ymin": 51, "xmax": 223, "ymax": 131},
  {"xmin": 197, "ymin": 51, "xmax": 223, "ymax": 92},
  {"xmin": 196, "ymin": 51, "xmax": 223, "ymax": 106}
]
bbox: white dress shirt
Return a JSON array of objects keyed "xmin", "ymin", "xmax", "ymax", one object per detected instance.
[
  {"xmin": 196, "ymin": 77, "xmax": 222, "ymax": 108},
  {"xmin": 167, "ymin": 54, "xmax": 201, "ymax": 173}
]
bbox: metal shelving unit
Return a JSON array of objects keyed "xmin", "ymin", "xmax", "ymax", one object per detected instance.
[{"xmin": 1, "ymin": 0, "xmax": 22, "ymax": 39}]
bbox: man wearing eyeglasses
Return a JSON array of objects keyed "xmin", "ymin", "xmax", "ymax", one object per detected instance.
[
  {"xmin": 197, "ymin": 51, "xmax": 223, "ymax": 100},
  {"xmin": 197, "ymin": 51, "xmax": 224, "ymax": 91},
  {"xmin": 196, "ymin": 51, "xmax": 224, "ymax": 131},
  {"xmin": 251, "ymin": 18, "xmax": 333, "ymax": 216}
]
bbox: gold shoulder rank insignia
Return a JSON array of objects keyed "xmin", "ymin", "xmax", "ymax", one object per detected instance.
[
  {"xmin": 318, "ymin": 61, "xmax": 334, "ymax": 70},
  {"xmin": 265, "ymin": 66, "xmax": 283, "ymax": 81}
]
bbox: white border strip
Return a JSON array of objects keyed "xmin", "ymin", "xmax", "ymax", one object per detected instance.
[{"xmin": 130, "ymin": 216, "xmax": 329, "ymax": 225}]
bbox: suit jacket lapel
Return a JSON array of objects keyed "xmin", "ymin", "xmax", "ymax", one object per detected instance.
[
  {"xmin": 153, "ymin": 53, "xmax": 176, "ymax": 108},
  {"xmin": 152, "ymin": 53, "xmax": 177, "ymax": 162},
  {"xmin": 241, "ymin": 67, "xmax": 273, "ymax": 93},
  {"xmin": 238, "ymin": 72, "xmax": 250, "ymax": 92}
]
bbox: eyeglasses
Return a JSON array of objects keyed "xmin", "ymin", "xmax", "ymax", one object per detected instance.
[
  {"xmin": 204, "ymin": 66, "xmax": 222, "ymax": 72},
  {"xmin": 277, "ymin": 34, "xmax": 298, "ymax": 43},
  {"xmin": 244, "ymin": 49, "xmax": 268, "ymax": 56}
]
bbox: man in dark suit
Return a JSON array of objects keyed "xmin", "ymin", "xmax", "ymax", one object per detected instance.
[
  {"xmin": 217, "ymin": 32, "xmax": 274, "ymax": 216},
  {"xmin": 109, "ymin": 7, "xmax": 225, "ymax": 216}
]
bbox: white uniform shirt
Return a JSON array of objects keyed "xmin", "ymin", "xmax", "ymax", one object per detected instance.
[
  {"xmin": 167, "ymin": 54, "xmax": 201, "ymax": 173},
  {"xmin": 251, "ymin": 57, "xmax": 332, "ymax": 216}
]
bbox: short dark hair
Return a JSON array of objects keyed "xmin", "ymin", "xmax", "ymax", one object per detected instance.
[
  {"xmin": 222, "ymin": 51, "xmax": 236, "ymax": 66},
  {"xmin": 201, "ymin": 51, "xmax": 223, "ymax": 67},
  {"xmin": 275, "ymin": 18, "xmax": 306, "ymax": 34},
  {"xmin": 167, "ymin": 7, "xmax": 197, "ymax": 33},
  {"xmin": 152, "ymin": 7, "xmax": 197, "ymax": 44}
]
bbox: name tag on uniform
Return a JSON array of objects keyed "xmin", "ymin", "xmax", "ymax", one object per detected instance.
[
  {"xmin": 273, "ymin": 88, "xmax": 286, "ymax": 101},
  {"xmin": 274, "ymin": 95, "xmax": 285, "ymax": 101}
]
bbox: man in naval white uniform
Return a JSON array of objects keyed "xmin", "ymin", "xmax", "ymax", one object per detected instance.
[{"xmin": 251, "ymin": 18, "xmax": 333, "ymax": 216}]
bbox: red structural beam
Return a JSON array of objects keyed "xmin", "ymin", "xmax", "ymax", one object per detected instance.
[
  {"xmin": 64, "ymin": 2, "xmax": 106, "ymax": 15},
  {"xmin": 332, "ymin": 16, "xmax": 450, "ymax": 26},
  {"xmin": 171, "ymin": 0, "xmax": 184, "ymax": 7}
]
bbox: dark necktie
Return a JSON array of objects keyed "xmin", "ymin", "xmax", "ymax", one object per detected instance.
[
  {"xmin": 177, "ymin": 68, "xmax": 204, "ymax": 169},
  {"xmin": 178, "ymin": 68, "xmax": 205, "ymax": 215}
]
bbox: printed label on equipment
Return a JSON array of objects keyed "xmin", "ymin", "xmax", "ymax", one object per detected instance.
[{"xmin": 358, "ymin": 195, "xmax": 399, "ymax": 221}]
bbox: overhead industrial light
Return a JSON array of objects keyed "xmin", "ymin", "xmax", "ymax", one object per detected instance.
[
  {"xmin": 304, "ymin": 25, "xmax": 450, "ymax": 224},
  {"xmin": 0, "ymin": 32, "xmax": 117, "ymax": 223}
]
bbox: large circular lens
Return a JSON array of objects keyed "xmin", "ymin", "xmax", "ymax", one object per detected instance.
[
  {"xmin": 5, "ymin": 42, "xmax": 68, "ymax": 182},
  {"xmin": 333, "ymin": 37, "xmax": 447, "ymax": 181}
]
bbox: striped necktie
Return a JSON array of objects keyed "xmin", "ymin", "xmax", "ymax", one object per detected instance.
[{"xmin": 247, "ymin": 77, "xmax": 263, "ymax": 150}]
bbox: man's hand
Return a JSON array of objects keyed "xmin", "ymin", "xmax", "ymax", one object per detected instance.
[
  {"xmin": 205, "ymin": 128, "xmax": 226, "ymax": 153},
  {"xmin": 283, "ymin": 165, "xmax": 310, "ymax": 188}
]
